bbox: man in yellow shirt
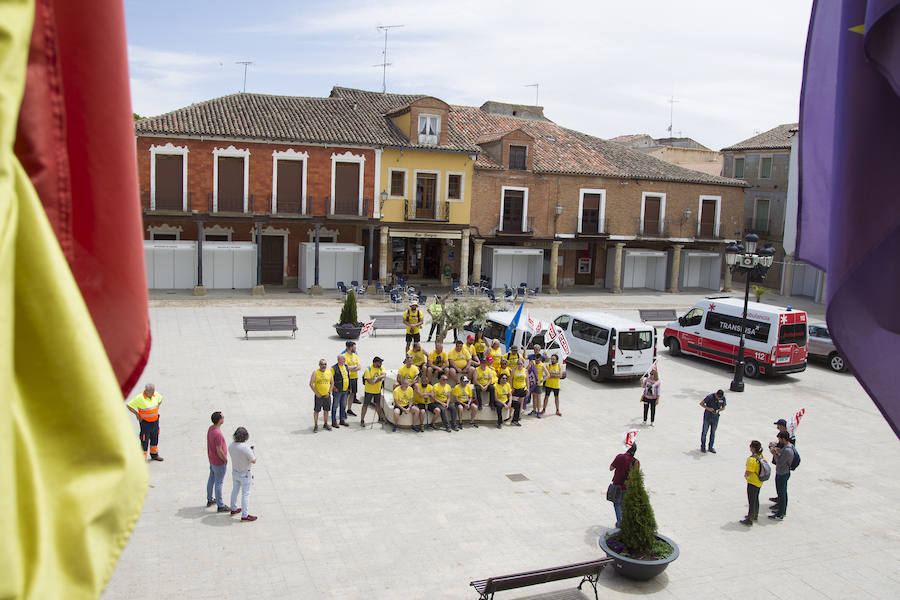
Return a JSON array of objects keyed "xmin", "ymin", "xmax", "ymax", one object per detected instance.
[
  {"xmin": 403, "ymin": 300, "xmax": 424, "ymax": 353},
  {"xmin": 127, "ymin": 383, "xmax": 164, "ymax": 461},
  {"xmin": 398, "ymin": 355, "xmax": 420, "ymax": 386},
  {"xmin": 430, "ymin": 373, "xmax": 454, "ymax": 432},
  {"xmin": 342, "ymin": 340, "xmax": 361, "ymax": 417},
  {"xmin": 361, "ymin": 356, "xmax": 386, "ymax": 427},
  {"xmin": 496, "ymin": 358, "xmax": 512, "ymax": 386},
  {"xmin": 427, "ymin": 342, "xmax": 449, "ymax": 381},
  {"xmin": 453, "ymin": 375, "xmax": 478, "ymax": 428},
  {"xmin": 510, "ymin": 359, "xmax": 528, "ymax": 426},
  {"xmin": 492, "ymin": 373, "xmax": 513, "ymax": 429},
  {"xmin": 331, "ymin": 354, "xmax": 351, "ymax": 428},
  {"xmin": 412, "ymin": 375, "xmax": 433, "ymax": 433},
  {"xmin": 473, "ymin": 360, "xmax": 497, "ymax": 414},
  {"xmin": 488, "ymin": 340, "xmax": 504, "ymax": 372},
  {"xmin": 464, "ymin": 335, "xmax": 481, "ymax": 368},
  {"xmin": 449, "ymin": 339, "xmax": 475, "ymax": 383},
  {"xmin": 391, "ymin": 379, "xmax": 414, "ymax": 433},
  {"xmin": 543, "ymin": 353, "xmax": 564, "ymax": 416},
  {"xmin": 407, "ymin": 341, "xmax": 427, "ymax": 370},
  {"xmin": 309, "ymin": 359, "xmax": 334, "ymax": 432},
  {"xmin": 528, "ymin": 346, "xmax": 550, "ymax": 419}
]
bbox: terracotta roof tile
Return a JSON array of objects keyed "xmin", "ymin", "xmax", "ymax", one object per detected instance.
[{"xmin": 721, "ymin": 123, "xmax": 798, "ymax": 152}]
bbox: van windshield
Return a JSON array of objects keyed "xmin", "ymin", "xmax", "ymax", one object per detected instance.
[
  {"xmin": 778, "ymin": 323, "xmax": 807, "ymax": 346},
  {"xmin": 618, "ymin": 330, "xmax": 652, "ymax": 350}
]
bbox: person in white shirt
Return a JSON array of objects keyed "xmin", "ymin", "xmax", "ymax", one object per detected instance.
[{"xmin": 228, "ymin": 427, "xmax": 258, "ymax": 522}]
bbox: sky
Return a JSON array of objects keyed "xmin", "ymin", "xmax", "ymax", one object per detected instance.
[{"xmin": 125, "ymin": 0, "xmax": 813, "ymax": 151}]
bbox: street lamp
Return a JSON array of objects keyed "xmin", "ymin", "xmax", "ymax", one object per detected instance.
[{"xmin": 725, "ymin": 233, "xmax": 775, "ymax": 392}]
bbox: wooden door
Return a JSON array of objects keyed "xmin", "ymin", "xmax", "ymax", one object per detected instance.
[
  {"xmin": 276, "ymin": 160, "xmax": 303, "ymax": 213},
  {"xmin": 217, "ymin": 157, "xmax": 244, "ymax": 212},
  {"xmin": 260, "ymin": 236, "xmax": 284, "ymax": 285},
  {"xmin": 155, "ymin": 155, "xmax": 183, "ymax": 210},
  {"xmin": 415, "ymin": 174, "xmax": 436, "ymax": 219},
  {"xmin": 502, "ymin": 190, "xmax": 524, "ymax": 232},
  {"xmin": 643, "ymin": 196, "xmax": 661, "ymax": 234},
  {"xmin": 699, "ymin": 199, "xmax": 716, "ymax": 237},
  {"xmin": 334, "ymin": 162, "xmax": 360, "ymax": 215}
]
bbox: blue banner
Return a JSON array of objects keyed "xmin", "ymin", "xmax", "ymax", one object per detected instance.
[{"xmin": 505, "ymin": 300, "xmax": 525, "ymax": 350}]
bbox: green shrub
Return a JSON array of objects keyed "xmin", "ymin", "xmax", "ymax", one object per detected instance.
[
  {"xmin": 337, "ymin": 290, "xmax": 361, "ymax": 326},
  {"xmin": 752, "ymin": 285, "xmax": 768, "ymax": 302},
  {"xmin": 618, "ymin": 465, "xmax": 657, "ymax": 555}
]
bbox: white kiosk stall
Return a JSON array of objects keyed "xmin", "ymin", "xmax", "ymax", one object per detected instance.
[
  {"xmin": 144, "ymin": 241, "xmax": 197, "ymax": 289},
  {"xmin": 607, "ymin": 248, "xmax": 666, "ymax": 291},
  {"xmin": 202, "ymin": 242, "xmax": 257, "ymax": 289},
  {"xmin": 297, "ymin": 243, "xmax": 365, "ymax": 292},
  {"xmin": 482, "ymin": 246, "xmax": 544, "ymax": 291},
  {"xmin": 677, "ymin": 250, "xmax": 721, "ymax": 290}
]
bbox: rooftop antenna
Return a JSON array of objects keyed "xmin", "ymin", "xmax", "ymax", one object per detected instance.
[
  {"xmin": 667, "ymin": 94, "xmax": 679, "ymax": 137},
  {"xmin": 524, "ymin": 83, "xmax": 539, "ymax": 106},
  {"xmin": 375, "ymin": 25, "xmax": 404, "ymax": 93},
  {"xmin": 235, "ymin": 61, "xmax": 253, "ymax": 93}
]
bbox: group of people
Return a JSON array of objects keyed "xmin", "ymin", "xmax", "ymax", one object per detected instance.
[{"xmin": 205, "ymin": 411, "xmax": 259, "ymax": 522}]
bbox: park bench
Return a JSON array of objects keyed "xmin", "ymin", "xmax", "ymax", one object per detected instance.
[
  {"xmin": 369, "ymin": 314, "xmax": 407, "ymax": 337},
  {"xmin": 470, "ymin": 557, "xmax": 614, "ymax": 600},
  {"xmin": 242, "ymin": 315, "xmax": 297, "ymax": 339},
  {"xmin": 638, "ymin": 308, "xmax": 678, "ymax": 322}
]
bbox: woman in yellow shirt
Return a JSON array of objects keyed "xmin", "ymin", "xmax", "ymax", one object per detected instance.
[
  {"xmin": 509, "ymin": 359, "xmax": 528, "ymax": 426},
  {"xmin": 473, "ymin": 331, "xmax": 487, "ymax": 360},
  {"xmin": 453, "ymin": 375, "xmax": 478, "ymax": 429},
  {"xmin": 741, "ymin": 440, "xmax": 766, "ymax": 525},
  {"xmin": 543, "ymin": 354, "xmax": 564, "ymax": 416},
  {"xmin": 493, "ymin": 373, "xmax": 512, "ymax": 429},
  {"xmin": 391, "ymin": 379, "xmax": 414, "ymax": 433},
  {"xmin": 412, "ymin": 376, "xmax": 433, "ymax": 433},
  {"xmin": 528, "ymin": 349, "xmax": 550, "ymax": 419},
  {"xmin": 488, "ymin": 340, "xmax": 504, "ymax": 372}
]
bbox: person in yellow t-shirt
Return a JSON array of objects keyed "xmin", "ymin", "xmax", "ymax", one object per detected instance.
[
  {"xmin": 448, "ymin": 339, "xmax": 475, "ymax": 383},
  {"xmin": 509, "ymin": 359, "xmax": 528, "ymax": 426},
  {"xmin": 496, "ymin": 357, "xmax": 511, "ymax": 383},
  {"xmin": 397, "ymin": 355, "xmax": 420, "ymax": 386},
  {"xmin": 488, "ymin": 340, "xmax": 504, "ymax": 372},
  {"xmin": 742, "ymin": 440, "xmax": 766, "ymax": 525},
  {"xmin": 543, "ymin": 353, "xmax": 565, "ymax": 416},
  {"xmin": 430, "ymin": 374, "xmax": 454, "ymax": 432},
  {"xmin": 412, "ymin": 375, "xmax": 433, "ymax": 433},
  {"xmin": 342, "ymin": 340, "xmax": 361, "ymax": 417},
  {"xmin": 403, "ymin": 301, "xmax": 424, "ymax": 353},
  {"xmin": 473, "ymin": 331, "xmax": 487, "ymax": 360},
  {"xmin": 361, "ymin": 356, "xmax": 386, "ymax": 426},
  {"xmin": 528, "ymin": 345, "xmax": 550, "ymax": 418},
  {"xmin": 391, "ymin": 379, "xmax": 414, "ymax": 433},
  {"xmin": 464, "ymin": 335, "xmax": 481, "ymax": 368},
  {"xmin": 407, "ymin": 341, "xmax": 427, "ymax": 370},
  {"xmin": 473, "ymin": 361, "xmax": 496, "ymax": 412},
  {"xmin": 452, "ymin": 376, "xmax": 477, "ymax": 428},
  {"xmin": 427, "ymin": 342, "xmax": 449, "ymax": 381},
  {"xmin": 309, "ymin": 358, "xmax": 335, "ymax": 432},
  {"xmin": 492, "ymin": 373, "xmax": 512, "ymax": 429}
]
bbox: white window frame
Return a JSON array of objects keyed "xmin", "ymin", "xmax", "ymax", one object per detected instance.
[
  {"xmin": 733, "ymin": 156, "xmax": 745, "ymax": 178},
  {"xmin": 445, "ymin": 171, "xmax": 465, "ymax": 203},
  {"xmin": 417, "ymin": 113, "xmax": 441, "ymax": 146},
  {"xmin": 147, "ymin": 224, "xmax": 183, "ymax": 240},
  {"xmin": 388, "ymin": 167, "xmax": 409, "ymax": 199},
  {"xmin": 697, "ymin": 195, "xmax": 722, "ymax": 237},
  {"xmin": 413, "ymin": 169, "xmax": 442, "ymax": 218},
  {"xmin": 213, "ymin": 145, "xmax": 250, "ymax": 213},
  {"xmin": 330, "ymin": 151, "xmax": 366, "ymax": 216},
  {"xmin": 307, "ymin": 226, "xmax": 339, "ymax": 242},
  {"xmin": 577, "ymin": 188, "xmax": 606, "ymax": 233},
  {"xmin": 149, "ymin": 143, "xmax": 188, "ymax": 211},
  {"xmin": 202, "ymin": 224, "xmax": 234, "ymax": 241},
  {"xmin": 640, "ymin": 192, "xmax": 667, "ymax": 234},
  {"xmin": 271, "ymin": 149, "xmax": 309, "ymax": 214},
  {"xmin": 499, "ymin": 185, "xmax": 529, "ymax": 232},
  {"xmin": 758, "ymin": 155, "xmax": 773, "ymax": 179}
]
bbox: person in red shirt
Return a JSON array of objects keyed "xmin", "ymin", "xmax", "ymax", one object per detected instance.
[
  {"xmin": 206, "ymin": 411, "xmax": 230, "ymax": 512},
  {"xmin": 608, "ymin": 444, "xmax": 640, "ymax": 527}
]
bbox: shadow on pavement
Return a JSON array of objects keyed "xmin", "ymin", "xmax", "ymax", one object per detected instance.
[{"xmin": 175, "ymin": 506, "xmax": 211, "ymax": 520}]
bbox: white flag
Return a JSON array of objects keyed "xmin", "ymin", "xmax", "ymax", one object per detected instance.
[
  {"xmin": 622, "ymin": 429, "xmax": 639, "ymax": 450},
  {"xmin": 359, "ymin": 319, "xmax": 375, "ymax": 340}
]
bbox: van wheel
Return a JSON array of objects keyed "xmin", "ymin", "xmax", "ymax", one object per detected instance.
[
  {"xmin": 743, "ymin": 359, "xmax": 759, "ymax": 379},
  {"xmin": 668, "ymin": 338, "xmax": 681, "ymax": 356},
  {"xmin": 589, "ymin": 361, "xmax": 604, "ymax": 382},
  {"xmin": 828, "ymin": 352, "xmax": 846, "ymax": 372}
]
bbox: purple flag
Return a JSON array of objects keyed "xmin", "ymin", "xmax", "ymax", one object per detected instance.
[{"xmin": 798, "ymin": 0, "xmax": 900, "ymax": 438}]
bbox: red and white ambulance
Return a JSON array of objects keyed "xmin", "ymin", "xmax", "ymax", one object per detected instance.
[{"xmin": 663, "ymin": 297, "xmax": 807, "ymax": 377}]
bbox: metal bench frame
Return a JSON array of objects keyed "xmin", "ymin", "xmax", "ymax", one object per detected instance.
[
  {"xmin": 242, "ymin": 316, "xmax": 298, "ymax": 339},
  {"xmin": 470, "ymin": 557, "xmax": 613, "ymax": 600}
]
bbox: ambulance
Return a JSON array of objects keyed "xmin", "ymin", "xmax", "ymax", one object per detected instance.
[{"xmin": 663, "ymin": 297, "xmax": 807, "ymax": 377}]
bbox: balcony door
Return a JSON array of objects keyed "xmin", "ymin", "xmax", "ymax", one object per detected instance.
[
  {"xmin": 217, "ymin": 157, "xmax": 244, "ymax": 212},
  {"xmin": 502, "ymin": 189, "xmax": 525, "ymax": 232},
  {"xmin": 155, "ymin": 154, "xmax": 184, "ymax": 210},
  {"xmin": 415, "ymin": 173, "xmax": 437, "ymax": 219},
  {"xmin": 334, "ymin": 162, "xmax": 360, "ymax": 215},
  {"xmin": 643, "ymin": 195, "xmax": 661, "ymax": 234},
  {"xmin": 699, "ymin": 198, "xmax": 717, "ymax": 237}
]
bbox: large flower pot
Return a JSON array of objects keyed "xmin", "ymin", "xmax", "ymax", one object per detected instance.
[
  {"xmin": 334, "ymin": 326, "xmax": 362, "ymax": 339},
  {"xmin": 598, "ymin": 529, "xmax": 679, "ymax": 581}
]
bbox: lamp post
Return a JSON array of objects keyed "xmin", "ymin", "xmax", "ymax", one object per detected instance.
[{"xmin": 724, "ymin": 233, "xmax": 775, "ymax": 392}]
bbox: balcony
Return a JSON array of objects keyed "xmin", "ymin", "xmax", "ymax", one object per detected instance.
[
  {"xmin": 497, "ymin": 215, "xmax": 534, "ymax": 235},
  {"xmin": 141, "ymin": 190, "xmax": 192, "ymax": 212},
  {"xmin": 404, "ymin": 198, "xmax": 449, "ymax": 222},
  {"xmin": 576, "ymin": 217, "xmax": 609, "ymax": 236},
  {"xmin": 637, "ymin": 218, "xmax": 671, "ymax": 237},
  {"xmin": 744, "ymin": 217, "xmax": 784, "ymax": 239}
]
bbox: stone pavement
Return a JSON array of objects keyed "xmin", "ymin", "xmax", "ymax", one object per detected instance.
[{"xmin": 103, "ymin": 290, "xmax": 900, "ymax": 599}]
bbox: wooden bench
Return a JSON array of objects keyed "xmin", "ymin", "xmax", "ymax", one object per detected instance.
[
  {"xmin": 470, "ymin": 558, "xmax": 614, "ymax": 600},
  {"xmin": 638, "ymin": 308, "xmax": 678, "ymax": 322},
  {"xmin": 242, "ymin": 316, "xmax": 297, "ymax": 339},
  {"xmin": 369, "ymin": 314, "xmax": 407, "ymax": 337}
]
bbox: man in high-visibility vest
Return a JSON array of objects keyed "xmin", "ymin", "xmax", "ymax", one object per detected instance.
[{"xmin": 127, "ymin": 383, "xmax": 164, "ymax": 461}]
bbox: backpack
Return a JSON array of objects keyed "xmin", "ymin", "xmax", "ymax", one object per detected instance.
[
  {"xmin": 790, "ymin": 447, "xmax": 801, "ymax": 471},
  {"xmin": 755, "ymin": 456, "xmax": 771, "ymax": 482}
]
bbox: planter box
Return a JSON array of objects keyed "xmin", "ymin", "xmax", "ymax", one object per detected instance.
[
  {"xmin": 334, "ymin": 326, "xmax": 363, "ymax": 340},
  {"xmin": 598, "ymin": 529, "xmax": 679, "ymax": 581}
]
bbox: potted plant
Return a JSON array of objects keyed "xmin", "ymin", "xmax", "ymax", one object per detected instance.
[
  {"xmin": 598, "ymin": 465, "xmax": 679, "ymax": 581},
  {"xmin": 334, "ymin": 290, "xmax": 364, "ymax": 339}
]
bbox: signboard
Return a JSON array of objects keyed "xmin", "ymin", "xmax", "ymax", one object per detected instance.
[
  {"xmin": 556, "ymin": 331, "xmax": 571, "ymax": 357},
  {"xmin": 577, "ymin": 257, "xmax": 592, "ymax": 274},
  {"xmin": 359, "ymin": 319, "xmax": 375, "ymax": 340}
]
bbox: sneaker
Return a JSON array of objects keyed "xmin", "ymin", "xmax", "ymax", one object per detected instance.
[
  {"xmin": 556, "ymin": 411, "xmax": 562, "ymax": 416},
  {"xmin": 700, "ymin": 447, "xmax": 707, "ymax": 453},
  {"xmin": 535, "ymin": 412, "xmax": 541, "ymax": 419},
  {"xmin": 314, "ymin": 425, "xmax": 318, "ymax": 433},
  {"xmin": 230, "ymin": 508, "xmax": 241, "ymax": 515},
  {"xmin": 470, "ymin": 422, "xmax": 478, "ymax": 428},
  {"xmin": 241, "ymin": 515, "xmax": 258, "ymax": 522},
  {"xmin": 353, "ymin": 399, "xmax": 362, "ymax": 404},
  {"xmin": 514, "ymin": 421, "xmax": 522, "ymax": 427},
  {"xmin": 739, "ymin": 518, "xmax": 753, "ymax": 526},
  {"xmin": 528, "ymin": 410, "xmax": 537, "ymax": 416},
  {"xmin": 150, "ymin": 455, "xmax": 164, "ymax": 461},
  {"xmin": 642, "ymin": 420, "xmax": 647, "ymax": 425},
  {"xmin": 650, "ymin": 423, "xmax": 655, "ymax": 427},
  {"xmin": 496, "ymin": 424, "xmax": 502, "ymax": 429},
  {"xmin": 206, "ymin": 500, "xmax": 216, "ymax": 507},
  {"xmin": 360, "ymin": 419, "xmax": 366, "ymax": 427},
  {"xmin": 445, "ymin": 426, "xmax": 451, "ymax": 432},
  {"xmin": 347, "ymin": 409, "xmax": 357, "ymax": 417},
  {"xmin": 769, "ymin": 497, "xmax": 778, "ymax": 502},
  {"xmin": 411, "ymin": 426, "xmax": 420, "ymax": 433},
  {"xmin": 709, "ymin": 448, "xmax": 717, "ymax": 453},
  {"xmin": 323, "ymin": 424, "xmax": 332, "ymax": 431},
  {"xmin": 217, "ymin": 506, "xmax": 231, "ymax": 513},
  {"xmin": 392, "ymin": 425, "xmax": 398, "ymax": 432},
  {"xmin": 768, "ymin": 514, "xmax": 784, "ymax": 521}
]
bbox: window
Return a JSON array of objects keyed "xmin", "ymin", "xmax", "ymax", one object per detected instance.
[
  {"xmin": 418, "ymin": 114, "xmax": 440, "ymax": 145},
  {"xmin": 275, "ymin": 159, "xmax": 303, "ymax": 213},
  {"xmin": 778, "ymin": 324, "xmax": 807, "ymax": 346},
  {"xmin": 553, "ymin": 315, "xmax": 571, "ymax": 330},
  {"xmin": 682, "ymin": 308, "xmax": 704, "ymax": 327},
  {"xmin": 698, "ymin": 195, "xmax": 720, "ymax": 237},
  {"xmin": 390, "ymin": 170, "xmax": 406, "ymax": 197},
  {"xmin": 618, "ymin": 331, "xmax": 653, "ymax": 351},
  {"xmin": 414, "ymin": 172, "xmax": 438, "ymax": 219},
  {"xmin": 734, "ymin": 157, "xmax": 745, "ymax": 178},
  {"xmin": 753, "ymin": 199, "xmax": 770, "ymax": 233},
  {"xmin": 500, "ymin": 188, "xmax": 527, "ymax": 232},
  {"xmin": 154, "ymin": 155, "xmax": 185, "ymax": 210},
  {"xmin": 447, "ymin": 174, "xmax": 462, "ymax": 201},
  {"xmin": 509, "ymin": 145, "xmax": 527, "ymax": 170},
  {"xmin": 213, "ymin": 146, "xmax": 250, "ymax": 213},
  {"xmin": 333, "ymin": 160, "xmax": 362, "ymax": 215},
  {"xmin": 704, "ymin": 311, "xmax": 770, "ymax": 343},
  {"xmin": 205, "ymin": 234, "xmax": 229, "ymax": 242},
  {"xmin": 571, "ymin": 319, "xmax": 609, "ymax": 345},
  {"xmin": 151, "ymin": 233, "xmax": 177, "ymax": 241},
  {"xmin": 580, "ymin": 193, "xmax": 603, "ymax": 233},
  {"xmin": 759, "ymin": 156, "xmax": 773, "ymax": 178},
  {"xmin": 641, "ymin": 193, "xmax": 666, "ymax": 234}
]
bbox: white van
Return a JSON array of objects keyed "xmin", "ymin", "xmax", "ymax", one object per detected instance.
[
  {"xmin": 663, "ymin": 297, "xmax": 807, "ymax": 377},
  {"xmin": 542, "ymin": 312, "xmax": 657, "ymax": 381}
]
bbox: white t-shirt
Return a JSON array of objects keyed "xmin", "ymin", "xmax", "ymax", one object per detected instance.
[{"xmin": 228, "ymin": 441, "xmax": 255, "ymax": 473}]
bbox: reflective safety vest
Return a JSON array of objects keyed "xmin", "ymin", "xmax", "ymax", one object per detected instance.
[{"xmin": 129, "ymin": 392, "xmax": 162, "ymax": 422}]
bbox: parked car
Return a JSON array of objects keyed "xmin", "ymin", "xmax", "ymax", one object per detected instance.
[{"xmin": 807, "ymin": 322, "xmax": 848, "ymax": 372}]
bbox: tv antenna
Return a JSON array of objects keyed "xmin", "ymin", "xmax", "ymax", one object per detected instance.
[
  {"xmin": 524, "ymin": 83, "xmax": 539, "ymax": 106},
  {"xmin": 375, "ymin": 25, "xmax": 404, "ymax": 93},
  {"xmin": 235, "ymin": 61, "xmax": 253, "ymax": 93},
  {"xmin": 667, "ymin": 94, "xmax": 679, "ymax": 137}
]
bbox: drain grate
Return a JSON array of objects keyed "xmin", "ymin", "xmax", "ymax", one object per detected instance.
[{"xmin": 506, "ymin": 473, "xmax": 528, "ymax": 482}]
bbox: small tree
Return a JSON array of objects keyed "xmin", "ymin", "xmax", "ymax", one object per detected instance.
[
  {"xmin": 337, "ymin": 290, "xmax": 361, "ymax": 326},
  {"xmin": 752, "ymin": 285, "xmax": 768, "ymax": 302},
  {"xmin": 618, "ymin": 465, "xmax": 657, "ymax": 556},
  {"xmin": 434, "ymin": 295, "xmax": 490, "ymax": 342}
]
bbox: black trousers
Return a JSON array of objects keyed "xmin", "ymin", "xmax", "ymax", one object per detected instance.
[
  {"xmin": 747, "ymin": 482, "xmax": 760, "ymax": 519},
  {"xmin": 492, "ymin": 400, "xmax": 520, "ymax": 425},
  {"xmin": 642, "ymin": 399, "xmax": 657, "ymax": 422},
  {"xmin": 139, "ymin": 418, "xmax": 160, "ymax": 456},
  {"xmin": 475, "ymin": 383, "xmax": 496, "ymax": 406}
]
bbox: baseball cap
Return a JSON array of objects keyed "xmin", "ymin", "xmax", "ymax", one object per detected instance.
[
  {"xmin": 373, "ymin": 356, "xmax": 383, "ymax": 363},
  {"xmin": 484, "ymin": 356, "xmax": 493, "ymax": 363},
  {"xmin": 460, "ymin": 376, "xmax": 469, "ymax": 383},
  {"xmin": 774, "ymin": 419, "xmax": 787, "ymax": 426},
  {"xmin": 467, "ymin": 334, "xmax": 475, "ymax": 341}
]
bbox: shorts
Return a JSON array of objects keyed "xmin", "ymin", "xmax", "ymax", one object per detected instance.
[
  {"xmin": 513, "ymin": 388, "xmax": 528, "ymax": 398},
  {"xmin": 364, "ymin": 392, "xmax": 381, "ymax": 405},
  {"xmin": 426, "ymin": 402, "xmax": 445, "ymax": 412},
  {"xmin": 314, "ymin": 395, "xmax": 332, "ymax": 411},
  {"xmin": 412, "ymin": 403, "xmax": 428, "ymax": 412},
  {"xmin": 456, "ymin": 400, "xmax": 477, "ymax": 410},
  {"xmin": 393, "ymin": 404, "xmax": 411, "ymax": 413},
  {"xmin": 348, "ymin": 379, "xmax": 358, "ymax": 394},
  {"xmin": 544, "ymin": 387, "xmax": 560, "ymax": 397},
  {"xmin": 406, "ymin": 332, "xmax": 421, "ymax": 343},
  {"xmin": 532, "ymin": 384, "xmax": 544, "ymax": 395}
]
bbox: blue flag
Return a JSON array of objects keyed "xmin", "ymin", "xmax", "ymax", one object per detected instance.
[{"xmin": 505, "ymin": 300, "xmax": 525, "ymax": 350}]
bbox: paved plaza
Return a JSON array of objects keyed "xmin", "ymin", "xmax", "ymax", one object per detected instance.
[{"xmin": 103, "ymin": 290, "xmax": 900, "ymax": 600}]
